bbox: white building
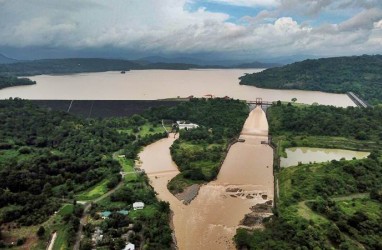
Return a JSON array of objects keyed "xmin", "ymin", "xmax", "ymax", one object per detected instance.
[
  {"xmin": 123, "ymin": 243, "xmax": 135, "ymax": 250},
  {"xmin": 176, "ymin": 121, "xmax": 199, "ymax": 130},
  {"xmin": 133, "ymin": 202, "xmax": 145, "ymax": 210}
]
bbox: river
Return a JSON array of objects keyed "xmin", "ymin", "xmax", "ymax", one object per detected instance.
[
  {"xmin": 281, "ymin": 147, "xmax": 370, "ymax": 168},
  {"xmin": 0, "ymin": 69, "xmax": 354, "ymax": 107},
  {"xmin": 138, "ymin": 106, "xmax": 273, "ymax": 249}
]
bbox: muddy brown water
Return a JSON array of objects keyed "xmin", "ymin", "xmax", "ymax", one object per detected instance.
[
  {"xmin": 138, "ymin": 106, "xmax": 273, "ymax": 249},
  {"xmin": 0, "ymin": 69, "xmax": 354, "ymax": 107},
  {"xmin": 281, "ymin": 147, "xmax": 370, "ymax": 168}
]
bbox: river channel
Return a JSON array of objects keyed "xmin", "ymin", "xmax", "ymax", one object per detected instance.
[
  {"xmin": 281, "ymin": 147, "xmax": 370, "ymax": 168},
  {"xmin": 0, "ymin": 69, "xmax": 354, "ymax": 107},
  {"xmin": 138, "ymin": 106, "xmax": 273, "ymax": 249}
]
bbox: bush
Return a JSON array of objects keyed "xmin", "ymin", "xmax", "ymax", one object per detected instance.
[{"xmin": 36, "ymin": 226, "xmax": 45, "ymax": 238}]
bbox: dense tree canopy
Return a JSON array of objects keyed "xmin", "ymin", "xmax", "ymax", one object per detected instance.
[
  {"xmin": 268, "ymin": 103, "xmax": 382, "ymax": 141},
  {"xmin": 0, "ymin": 99, "xmax": 165, "ymax": 226},
  {"xmin": 240, "ymin": 55, "xmax": 382, "ymax": 104},
  {"xmin": 0, "ymin": 75, "xmax": 35, "ymax": 89},
  {"xmin": 146, "ymin": 98, "xmax": 248, "ymax": 192}
]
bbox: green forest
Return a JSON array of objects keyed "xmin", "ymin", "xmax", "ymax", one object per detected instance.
[
  {"xmin": 0, "ymin": 75, "xmax": 35, "ymax": 89},
  {"xmin": 0, "ymin": 58, "xmax": 220, "ymax": 77},
  {"xmin": 0, "ymin": 99, "xmax": 172, "ymax": 249},
  {"xmin": 235, "ymin": 104, "xmax": 382, "ymax": 250},
  {"xmin": 144, "ymin": 98, "xmax": 249, "ymax": 193},
  {"xmin": 239, "ymin": 55, "xmax": 382, "ymax": 105}
]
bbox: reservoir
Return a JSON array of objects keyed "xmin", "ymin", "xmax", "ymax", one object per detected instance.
[
  {"xmin": 0, "ymin": 69, "xmax": 354, "ymax": 107},
  {"xmin": 281, "ymin": 147, "xmax": 370, "ymax": 167},
  {"xmin": 138, "ymin": 106, "xmax": 273, "ymax": 249}
]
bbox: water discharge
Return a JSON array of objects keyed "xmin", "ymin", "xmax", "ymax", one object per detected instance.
[{"xmin": 139, "ymin": 106, "xmax": 273, "ymax": 249}]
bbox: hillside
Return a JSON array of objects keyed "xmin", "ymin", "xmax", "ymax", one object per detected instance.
[
  {"xmin": 0, "ymin": 53, "xmax": 17, "ymax": 64},
  {"xmin": 239, "ymin": 55, "xmax": 382, "ymax": 105},
  {"xmin": 0, "ymin": 58, "xmax": 142, "ymax": 76}
]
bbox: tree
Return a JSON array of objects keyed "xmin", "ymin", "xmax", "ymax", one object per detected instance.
[
  {"xmin": 43, "ymin": 183, "xmax": 52, "ymax": 196},
  {"xmin": 37, "ymin": 226, "xmax": 45, "ymax": 238},
  {"xmin": 80, "ymin": 239, "xmax": 93, "ymax": 250},
  {"xmin": 291, "ymin": 97, "xmax": 297, "ymax": 103}
]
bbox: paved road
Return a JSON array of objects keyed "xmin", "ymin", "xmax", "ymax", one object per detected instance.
[{"xmin": 46, "ymin": 232, "xmax": 57, "ymax": 250}]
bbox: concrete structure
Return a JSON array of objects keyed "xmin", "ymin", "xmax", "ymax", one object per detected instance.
[
  {"xmin": 100, "ymin": 211, "xmax": 111, "ymax": 219},
  {"xmin": 123, "ymin": 243, "xmax": 135, "ymax": 250},
  {"xmin": 176, "ymin": 121, "xmax": 199, "ymax": 130},
  {"xmin": 133, "ymin": 202, "xmax": 145, "ymax": 210},
  {"xmin": 92, "ymin": 227, "xmax": 103, "ymax": 243}
]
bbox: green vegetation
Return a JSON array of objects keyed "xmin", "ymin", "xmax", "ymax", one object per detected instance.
[
  {"xmin": 146, "ymin": 98, "xmax": 248, "ymax": 193},
  {"xmin": 0, "ymin": 58, "xmax": 140, "ymax": 76},
  {"xmin": 268, "ymin": 103, "xmax": 382, "ymax": 158},
  {"xmin": 82, "ymin": 165, "xmax": 173, "ymax": 249},
  {"xmin": 0, "ymin": 99, "xmax": 171, "ymax": 248},
  {"xmin": 0, "ymin": 58, "xmax": 222, "ymax": 77},
  {"xmin": 118, "ymin": 122, "xmax": 165, "ymax": 137},
  {"xmin": 235, "ymin": 103, "xmax": 382, "ymax": 250},
  {"xmin": 75, "ymin": 179, "xmax": 110, "ymax": 201},
  {"xmin": 240, "ymin": 55, "xmax": 382, "ymax": 104},
  {"xmin": 0, "ymin": 75, "xmax": 35, "ymax": 89}
]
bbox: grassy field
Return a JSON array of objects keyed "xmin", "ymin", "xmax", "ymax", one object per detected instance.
[
  {"xmin": 1, "ymin": 204, "xmax": 74, "ymax": 250},
  {"xmin": 296, "ymin": 201, "xmax": 329, "ymax": 224},
  {"xmin": 336, "ymin": 198, "xmax": 382, "ymax": 220},
  {"xmin": 128, "ymin": 205, "xmax": 157, "ymax": 219},
  {"xmin": 116, "ymin": 156, "xmax": 135, "ymax": 172},
  {"xmin": 50, "ymin": 204, "xmax": 74, "ymax": 250},
  {"xmin": 118, "ymin": 123, "xmax": 166, "ymax": 137},
  {"xmin": 0, "ymin": 149, "xmax": 34, "ymax": 167},
  {"xmin": 75, "ymin": 179, "xmax": 109, "ymax": 201}
]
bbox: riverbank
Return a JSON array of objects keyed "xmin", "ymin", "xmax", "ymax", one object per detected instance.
[{"xmin": 139, "ymin": 107, "xmax": 274, "ymax": 249}]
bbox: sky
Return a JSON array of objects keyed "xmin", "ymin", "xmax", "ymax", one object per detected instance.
[{"xmin": 0, "ymin": 0, "xmax": 382, "ymax": 62}]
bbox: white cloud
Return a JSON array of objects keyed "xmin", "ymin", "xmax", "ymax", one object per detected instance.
[
  {"xmin": 374, "ymin": 19, "xmax": 382, "ymax": 29},
  {"xmin": 0, "ymin": 0, "xmax": 381, "ymax": 58},
  {"xmin": 338, "ymin": 8, "xmax": 382, "ymax": 31},
  {"xmin": 205, "ymin": 0, "xmax": 278, "ymax": 7}
]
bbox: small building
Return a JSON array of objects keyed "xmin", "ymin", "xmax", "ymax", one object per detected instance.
[
  {"xmin": 176, "ymin": 121, "xmax": 199, "ymax": 130},
  {"xmin": 118, "ymin": 210, "xmax": 129, "ymax": 215},
  {"xmin": 92, "ymin": 227, "xmax": 103, "ymax": 243},
  {"xmin": 133, "ymin": 202, "xmax": 145, "ymax": 210},
  {"xmin": 123, "ymin": 243, "xmax": 135, "ymax": 250},
  {"xmin": 100, "ymin": 211, "xmax": 111, "ymax": 219}
]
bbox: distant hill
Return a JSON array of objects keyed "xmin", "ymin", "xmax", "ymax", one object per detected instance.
[
  {"xmin": 239, "ymin": 55, "xmax": 382, "ymax": 105},
  {"xmin": 234, "ymin": 61, "xmax": 281, "ymax": 68},
  {"xmin": 138, "ymin": 56, "xmax": 205, "ymax": 65},
  {"xmin": 0, "ymin": 57, "xmax": 280, "ymax": 77},
  {"xmin": 0, "ymin": 53, "xmax": 17, "ymax": 64},
  {"xmin": 0, "ymin": 58, "xmax": 142, "ymax": 76},
  {"xmin": 138, "ymin": 56, "xmax": 281, "ymax": 68}
]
